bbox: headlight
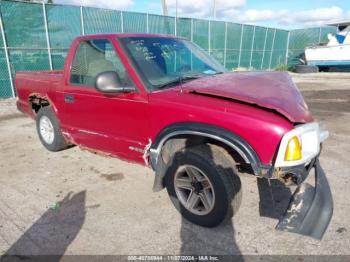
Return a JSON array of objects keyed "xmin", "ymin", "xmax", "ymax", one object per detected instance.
[{"xmin": 275, "ymin": 122, "xmax": 328, "ymax": 167}]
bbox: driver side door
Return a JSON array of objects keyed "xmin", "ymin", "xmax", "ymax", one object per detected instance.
[{"xmin": 59, "ymin": 38, "xmax": 149, "ymax": 164}]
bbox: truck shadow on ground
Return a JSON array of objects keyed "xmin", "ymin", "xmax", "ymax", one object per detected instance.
[
  {"xmin": 1, "ymin": 191, "xmax": 86, "ymax": 262},
  {"xmin": 178, "ymin": 179, "xmax": 292, "ymax": 258},
  {"xmin": 180, "ymin": 218, "xmax": 243, "ymax": 258},
  {"xmin": 257, "ymin": 178, "xmax": 292, "ymax": 220}
]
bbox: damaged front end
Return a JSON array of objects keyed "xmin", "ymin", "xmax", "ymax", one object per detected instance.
[
  {"xmin": 272, "ymin": 122, "xmax": 333, "ymax": 239},
  {"xmin": 148, "ymin": 122, "xmax": 333, "ymax": 239},
  {"xmin": 276, "ymin": 159, "xmax": 333, "ymax": 239}
]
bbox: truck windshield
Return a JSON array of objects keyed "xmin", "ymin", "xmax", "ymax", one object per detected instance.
[{"xmin": 119, "ymin": 37, "xmax": 226, "ymax": 91}]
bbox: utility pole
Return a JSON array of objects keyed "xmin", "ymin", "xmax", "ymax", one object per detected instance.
[
  {"xmin": 175, "ymin": 0, "xmax": 178, "ymax": 19},
  {"xmin": 212, "ymin": 0, "xmax": 216, "ymax": 19},
  {"xmin": 161, "ymin": 0, "xmax": 168, "ymax": 16}
]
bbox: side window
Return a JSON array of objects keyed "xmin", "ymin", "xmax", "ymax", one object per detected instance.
[{"xmin": 70, "ymin": 39, "xmax": 134, "ymax": 87}]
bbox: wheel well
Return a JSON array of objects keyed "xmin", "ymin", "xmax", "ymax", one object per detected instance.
[
  {"xmin": 29, "ymin": 95, "xmax": 50, "ymax": 114},
  {"xmin": 160, "ymin": 135, "xmax": 254, "ymax": 175}
]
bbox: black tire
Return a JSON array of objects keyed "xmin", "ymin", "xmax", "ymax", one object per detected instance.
[
  {"xmin": 36, "ymin": 106, "xmax": 68, "ymax": 152},
  {"xmin": 319, "ymin": 66, "xmax": 330, "ymax": 72},
  {"xmin": 164, "ymin": 144, "xmax": 242, "ymax": 227},
  {"xmin": 295, "ymin": 64, "xmax": 319, "ymax": 73}
]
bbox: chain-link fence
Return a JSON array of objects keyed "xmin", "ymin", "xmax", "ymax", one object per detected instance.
[
  {"xmin": 288, "ymin": 26, "xmax": 337, "ymax": 66},
  {"xmin": 0, "ymin": 0, "xmax": 336, "ymax": 98}
]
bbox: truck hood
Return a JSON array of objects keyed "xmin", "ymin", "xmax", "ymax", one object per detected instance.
[{"xmin": 181, "ymin": 71, "xmax": 313, "ymax": 123}]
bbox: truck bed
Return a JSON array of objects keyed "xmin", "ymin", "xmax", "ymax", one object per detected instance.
[{"xmin": 16, "ymin": 70, "xmax": 64, "ymax": 118}]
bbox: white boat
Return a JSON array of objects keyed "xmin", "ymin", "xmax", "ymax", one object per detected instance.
[{"xmin": 305, "ymin": 21, "xmax": 350, "ymax": 69}]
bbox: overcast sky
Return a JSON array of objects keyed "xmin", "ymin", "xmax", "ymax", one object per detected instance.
[{"xmin": 53, "ymin": 0, "xmax": 350, "ymax": 29}]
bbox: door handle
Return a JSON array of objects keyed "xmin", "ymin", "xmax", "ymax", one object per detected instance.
[{"xmin": 64, "ymin": 94, "xmax": 74, "ymax": 103}]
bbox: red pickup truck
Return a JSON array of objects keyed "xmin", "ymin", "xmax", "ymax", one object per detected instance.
[{"xmin": 16, "ymin": 33, "xmax": 332, "ymax": 239}]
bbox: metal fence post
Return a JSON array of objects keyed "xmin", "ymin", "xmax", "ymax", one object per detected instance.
[
  {"xmin": 0, "ymin": 10, "xmax": 15, "ymax": 97},
  {"xmin": 238, "ymin": 24, "xmax": 244, "ymax": 67},
  {"xmin": 146, "ymin": 13, "xmax": 149, "ymax": 33},
  {"xmin": 249, "ymin": 25, "xmax": 256, "ymax": 68},
  {"xmin": 208, "ymin": 20, "xmax": 211, "ymax": 54},
  {"xmin": 120, "ymin": 11, "xmax": 124, "ymax": 32},
  {"xmin": 42, "ymin": 2, "xmax": 52, "ymax": 70},
  {"xmin": 190, "ymin": 18, "xmax": 194, "ymax": 70},
  {"xmin": 174, "ymin": 16, "xmax": 177, "ymax": 36},
  {"xmin": 224, "ymin": 21, "xmax": 227, "ymax": 68},
  {"xmin": 285, "ymin": 31, "xmax": 291, "ymax": 65},
  {"xmin": 269, "ymin": 28, "xmax": 276, "ymax": 69},
  {"xmin": 261, "ymin": 27, "xmax": 268, "ymax": 69},
  {"xmin": 191, "ymin": 18, "xmax": 193, "ymax": 41},
  {"xmin": 80, "ymin": 6, "xmax": 85, "ymax": 35}
]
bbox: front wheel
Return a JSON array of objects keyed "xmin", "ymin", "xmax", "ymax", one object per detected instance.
[{"xmin": 164, "ymin": 144, "xmax": 242, "ymax": 227}]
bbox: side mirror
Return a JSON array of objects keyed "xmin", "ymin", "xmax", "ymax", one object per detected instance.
[{"xmin": 95, "ymin": 71, "xmax": 135, "ymax": 93}]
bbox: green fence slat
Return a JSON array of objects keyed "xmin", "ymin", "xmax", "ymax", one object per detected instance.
[
  {"xmin": 9, "ymin": 49, "xmax": 50, "ymax": 78},
  {"xmin": 0, "ymin": 50, "xmax": 12, "ymax": 97},
  {"xmin": 83, "ymin": 7, "xmax": 121, "ymax": 35},
  {"xmin": 226, "ymin": 23, "xmax": 242, "ymax": 51},
  {"xmin": 274, "ymin": 30, "xmax": 288, "ymax": 51},
  {"xmin": 51, "ymin": 49, "xmax": 68, "ymax": 70},
  {"xmin": 253, "ymin": 27, "xmax": 266, "ymax": 50},
  {"xmin": 210, "ymin": 49, "xmax": 225, "ymax": 65},
  {"xmin": 47, "ymin": 5, "xmax": 81, "ymax": 49},
  {"xmin": 226, "ymin": 50, "xmax": 240, "ymax": 70},
  {"xmin": 261, "ymin": 29, "xmax": 273, "ymax": 69},
  {"xmin": 251, "ymin": 51, "xmax": 263, "ymax": 69},
  {"xmin": 1, "ymin": 1, "xmax": 47, "ymax": 48},
  {"xmin": 240, "ymin": 50, "xmax": 251, "ymax": 68},
  {"xmin": 0, "ymin": 21, "xmax": 3, "ymax": 47},
  {"xmin": 210, "ymin": 21, "xmax": 225, "ymax": 64},
  {"xmin": 271, "ymin": 30, "xmax": 289, "ymax": 67},
  {"xmin": 241, "ymin": 25, "xmax": 254, "ymax": 51},
  {"xmin": 193, "ymin": 19, "xmax": 209, "ymax": 50},
  {"xmin": 238, "ymin": 25, "xmax": 254, "ymax": 68},
  {"xmin": 149, "ymin": 14, "xmax": 174, "ymax": 34},
  {"xmin": 210, "ymin": 21, "xmax": 225, "ymax": 50},
  {"xmin": 262, "ymin": 51, "xmax": 272, "ymax": 69},
  {"xmin": 264, "ymin": 28, "xmax": 275, "ymax": 51},
  {"xmin": 122, "ymin": 12, "xmax": 147, "ymax": 32},
  {"xmin": 271, "ymin": 50, "xmax": 285, "ymax": 68},
  {"xmin": 177, "ymin": 17, "xmax": 191, "ymax": 39},
  {"xmin": 290, "ymin": 28, "xmax": 320, "ymax": 50}
]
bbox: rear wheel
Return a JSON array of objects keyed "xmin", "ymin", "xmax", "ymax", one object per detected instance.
[
  {"xmin": 36, "ymin": 107, "xmax": 68, "ymax": 152},
  {"xmin": 164, "ymin": 144, "xmax": 242, "ymax": 227}
]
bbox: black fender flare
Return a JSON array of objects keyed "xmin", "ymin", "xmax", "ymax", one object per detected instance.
[{"xmin": 149, "ymin": 122, "xmax": 264, "ymax": 191}]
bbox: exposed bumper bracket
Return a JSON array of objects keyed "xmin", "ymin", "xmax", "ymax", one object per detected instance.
[{"xmin": 276, "ymin": 159, "xmax": 333, "ymax": 239}]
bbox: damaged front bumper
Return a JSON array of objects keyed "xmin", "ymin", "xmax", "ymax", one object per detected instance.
[{"xmin": 276, "ymin": 159, "xmax": 333, "ymax": 239}]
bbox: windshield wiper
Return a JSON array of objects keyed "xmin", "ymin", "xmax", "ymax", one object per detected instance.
[{"xmin": 156, "ymin": 74, "xmax": 202, "ymax": 90}]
